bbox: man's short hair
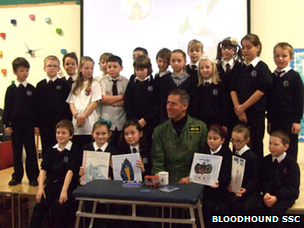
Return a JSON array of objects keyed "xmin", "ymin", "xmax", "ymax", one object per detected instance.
[{"xmin": 168, "ymin": 89, "xmax": 190, "ymax": 105}]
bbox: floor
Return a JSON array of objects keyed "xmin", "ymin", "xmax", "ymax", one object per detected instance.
[{"xmin": 0, "ymin": 194, "xmax": 78, "ymax": 228}]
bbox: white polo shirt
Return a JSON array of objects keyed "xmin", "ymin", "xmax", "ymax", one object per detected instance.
[{"xmin": 66, "ymin": 80, "xmax": 102, "ymax": 135}]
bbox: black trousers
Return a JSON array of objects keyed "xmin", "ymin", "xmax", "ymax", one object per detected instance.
[
  {"xmin": 11, "ymin": 121, "xmax": 39, "ymax": 182},
  {"xmin": 29, "ymin": 181, "xmax": 77, "ymax": 228}
]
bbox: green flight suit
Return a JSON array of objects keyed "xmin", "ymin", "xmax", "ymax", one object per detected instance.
[{"xmin": 151, "ymin": 115, "xmax": 208, "ymax": 183}]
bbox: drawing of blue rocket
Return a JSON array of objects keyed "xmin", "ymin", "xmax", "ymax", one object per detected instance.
[{"xmin": 120, "ymin": 158, "xmax": 134, "ymax": 181}]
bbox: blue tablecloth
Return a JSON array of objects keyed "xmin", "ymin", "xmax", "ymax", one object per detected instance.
[{"xmin": 73, "ymin": 180, "xmax": 204, "ymax": 205}]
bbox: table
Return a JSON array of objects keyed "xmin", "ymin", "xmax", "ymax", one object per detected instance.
[
  {"xmin": 73, "ymin": 180, "xmax": 205, "ymax": 228},
  {"xmin": 0, "ymin": 164, "xmax": 38, "ymax": 228}
]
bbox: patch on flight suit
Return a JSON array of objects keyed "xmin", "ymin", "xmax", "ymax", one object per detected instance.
[{"xmin": 188, "ymin": 125, "xmax": 202, "ymax": 133}]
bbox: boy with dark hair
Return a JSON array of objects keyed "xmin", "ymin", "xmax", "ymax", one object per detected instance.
[
  {"xmin": 61, "ymin": 52, "xmax": 78, "ymax": 88},
  {"xmin": 29, "ymin": 119, "xmax": 82, "ymax": 228},
  {"xmin": 261, "ymin": 130, "xmax": 300, "ymax": 217},
  {"xmin": 100, "ymin": 55, "xmax": 129, "ymax": 146},
  {"xmin": 3, "ymin": 57, "xmax": 39, "ymax": 186},
  {"xmin": 124, "ymin": 55, "xmax": 159, "ymax": 145},
  {"xmin": 36, "ymin": 55, "xmax": 71, "ymax": 157},
  {"xmin": 267, "ymin": 42, "xmax": 304, "ymax": 161},
  {"xmin": 132, "ymin": 47, "xmax": 148, "ymax": 61}
]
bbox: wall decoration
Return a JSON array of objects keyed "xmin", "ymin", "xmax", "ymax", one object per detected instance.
[
  {"xmin": 24, "ymin": 43, "xmax": 42, "ymax": 57},
  {"xmin": 56, "ymin": 28, "xmax": 62, "ymax": 34},
  {"xmin": 0, "ymin": 3, "xmax": 80, "ymax": 110},
  {"xmin": 29, "ymin": 14, "xmax": 35, "ymax": 20},
  {"xmin": 45, "ymin": 17, "xmax": 51, "ymax": 23},
  {"xmin": 11, "ymin": 19, "xmax": 17, "ymax": 25}
]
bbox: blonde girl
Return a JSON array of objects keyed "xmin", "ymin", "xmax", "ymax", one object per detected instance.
[{"xmin": 197, "ymin": 57, "xmax": 230, "ymax": 134}]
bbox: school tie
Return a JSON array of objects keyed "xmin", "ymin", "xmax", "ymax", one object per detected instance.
[
  {"xmin": 18, "ymin": 84, "xmax": 24, "ymax": 89},
  {"xmin": 112, "ymin": 80, "xmax": 118, "ymax": 95},
  {"xmin": 276, "ymin": 71, "xmax": 284, "ymax": 78},
  {"xmin": 48, "ymin": 80, "xmax": 53, "ymax": 85},
  {"xmin": 132, "ymin": 148, "xmax": 137, "ymax": 153},
  {"xmin": 97, "ymin": 148, "xmax": 103, "ymax": 152},
  {"xmin": 274, "ymin": 158, "xmax": 279, "ymax": 165},
  {"xmin": 68, "ymin": 77, "xmax": 73, "ymax": 82},
  {"xmin": 204, "ymin": 82, "xmax": 210, "ymax": 87},
  {"xmin": 191, "ymin": 65, "xmax": 197, "ymax": 71},
  {"xmin": 226, "ymin": 63, "xmax": 231, "ymax": 74}
]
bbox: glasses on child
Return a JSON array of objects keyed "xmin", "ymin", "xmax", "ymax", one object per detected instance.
[
  {"xmin": 45, "ymin": 65, "xmax": 59, "ymax": 68},
  {"xmin": 230, "ymin": 139, "xmax": 245, "ymax": 144}
]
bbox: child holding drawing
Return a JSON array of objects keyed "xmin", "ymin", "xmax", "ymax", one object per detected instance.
[
  {"xmin": 118, "ymin": 120, "xmax": 150, "ymax": 177},
  {"xmin": 79, "ymin": 119, "xmax": 117, "ymax": 180},
  {"xmin": 202, "ymin": 125, "xmax": 232, "ymax": 228},
  {"xmin": 228, "ymin": 124, "xmax": 259, "ymax": 221}
]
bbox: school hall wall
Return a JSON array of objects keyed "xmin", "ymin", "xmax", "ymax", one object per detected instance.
[
  {"xmin": 0, "ymin": 1, "xmax": 303, "ymax": 165},
  {"xmin": 0, "ymin": 2, "xmax": 81, "ymax": 109},
  {"xmin": 251, "ymin": 0, "xmax": 304, "ymax": 165}
]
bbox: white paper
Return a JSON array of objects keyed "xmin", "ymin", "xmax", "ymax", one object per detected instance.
[
  {"xmin": 81, "ymin": 150, "xmax": 111, "ymax": 185},
  {"xmin": 112, "ymin": 153, "xmax": 142, "ymax": 181},
  {"xmin": 230, "ymin": 155, "xmax": 246, "ymax": 193},
  {"xmin": 189, "ymin": 153, "xmax": 222, "ymax": 186}
]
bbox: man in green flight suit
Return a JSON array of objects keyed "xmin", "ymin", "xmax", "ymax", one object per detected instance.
[{"xmin": 151, "ymin": 88, "xmax": 208, "ymax": 183}]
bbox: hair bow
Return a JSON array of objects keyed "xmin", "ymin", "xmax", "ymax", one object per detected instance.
[{"xmin": 94, "ymin": 119, "xmax": 112, "ymax": 128}]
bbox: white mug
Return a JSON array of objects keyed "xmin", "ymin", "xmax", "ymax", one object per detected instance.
[{"xmin": 156, "ymin": 171, "xmax": 169, "ymax": 186}]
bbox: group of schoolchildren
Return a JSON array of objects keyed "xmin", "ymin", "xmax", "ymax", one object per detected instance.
[{"xmin": 2, "ymin": 33, "xmax": 302, "ymax": 228}]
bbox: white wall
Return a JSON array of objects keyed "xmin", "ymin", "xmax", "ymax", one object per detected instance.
[
  {"xmin": 0, "ymin": 3, "xmax": 81, "ymax": 108},
  {"xmin": 251, "ymin": 0, "xmax": 304, "ymax": 165}
]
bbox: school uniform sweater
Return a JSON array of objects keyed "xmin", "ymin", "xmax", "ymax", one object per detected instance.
[
  {"xmin": 186, "ymin": 64, "xmax": 199, "ymax": 86},
  {"xmin": 262, "ymin": 154, "xmax": 300, "ymax": 202},
  {"xmin": 61, "ymin": 76, "xmax": 75, "ymax": 90},
  {"xmin": 267, "ymin": 69, "xmax": 304, "ymax": 125},
  {"xmin": 42, "ymin": 142, "xmax": 82, "ymax": 190},
  {"xmin": 231, "ymin": 60, "xmax": 272, "ymax": 112},
  {"xmin": 217, "ymin": 61, "xmax": 241, "ymax": 88},
  {"xmin": 197, "ymin": 81, "xmax": 230, "ymax": 127},
  {"xmin": 36, "ymin": 78, "xmax": 71, "ymax": 127},
  {"xmin": 3, "ymin": 83, "xmax": 36, "ymax": 127},
  {"xmin": 203, "ymin": 145, "xmax": 232, "ymax": 199},
  {"xmin": 124, "ymin": 75, "xmax": 159, "ymax": 131},
  {"xmin": 159, "ymin": 73, "xmax": 198, "ymax": 122}
]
